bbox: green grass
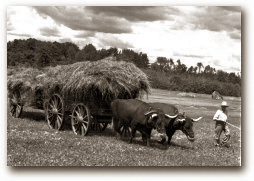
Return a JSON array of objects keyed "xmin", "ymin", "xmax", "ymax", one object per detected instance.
[{"xmin": 7, "ymin": 89, "xmax": 241, "ymax": 166}]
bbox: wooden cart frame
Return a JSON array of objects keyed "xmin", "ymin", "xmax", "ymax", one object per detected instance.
[{"xmin": 8, "ymin": 88, "xmax": 115, "ymax": 136}]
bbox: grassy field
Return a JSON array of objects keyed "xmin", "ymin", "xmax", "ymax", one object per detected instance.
[{"xmin": 7, "ymin": 89, "xmax": 241, "ymax": 166}]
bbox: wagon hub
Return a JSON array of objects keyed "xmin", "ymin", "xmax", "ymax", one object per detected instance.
[
  {"xmin": 77, "ymin": 115, "xmax": 84, "ymax": 122},
  {"xmin": 52, "ymin": 108, "xmax": 58, "ymax": 115}
]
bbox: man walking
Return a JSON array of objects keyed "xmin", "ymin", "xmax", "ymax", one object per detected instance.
[{"xmin": 213, "ymin": 101, "xmax": 231, "ymax": 147}]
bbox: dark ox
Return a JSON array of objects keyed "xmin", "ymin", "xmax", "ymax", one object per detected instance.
[
  {"xmin": 149, "ymin": 102, "xmax": 202, "ymax": 144},
  {"xmin": 111, "ymin": 99, "xmax": 177, "ymax": 146}
]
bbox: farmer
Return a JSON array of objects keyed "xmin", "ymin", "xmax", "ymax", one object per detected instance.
[{"xmin": 213, "ymin": 101, "xmax": 231, "ymax": 147}]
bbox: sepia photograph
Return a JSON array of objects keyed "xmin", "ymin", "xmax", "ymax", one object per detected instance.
[{"xmin": 6, "ymin": 6, "xmax": 241, "ymax": 167}]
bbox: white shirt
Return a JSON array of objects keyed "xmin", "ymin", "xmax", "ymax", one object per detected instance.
[{"xmin": 213, "ymin": 109, "xmax": 228, "ymax": 122}]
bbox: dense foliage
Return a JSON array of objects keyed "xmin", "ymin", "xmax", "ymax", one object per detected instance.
[{"xmin": 7, "ymin": 38, "xmax": 241, "ymax": 97}]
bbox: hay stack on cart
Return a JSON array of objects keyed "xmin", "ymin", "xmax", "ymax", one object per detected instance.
[{"xmin": 7, "ymin": 57, "xmax": 150, "ymax": 136}]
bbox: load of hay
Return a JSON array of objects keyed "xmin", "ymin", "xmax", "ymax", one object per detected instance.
[{"xmin": 7, "ymin": 57, "xmax": 150, "ymax": 109}]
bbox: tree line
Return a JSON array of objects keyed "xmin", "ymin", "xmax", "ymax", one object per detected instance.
[{"xmin": 7, "ymin": 38, "xmax": 241, "ymax": 96}]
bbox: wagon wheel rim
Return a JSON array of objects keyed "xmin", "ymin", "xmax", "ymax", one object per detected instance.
[
  {"xmin": 9, "ymin": 90, "xmax": 23, "ymax": 118},
  {"xmin": 90, "ymin": 122, "xmax": 108, "ymax": 132},
  {"xmin": 46, "ymin": 94, "xmax": 64, "ymax": 130},
  {"xmin": 119, "ymin": 124, "xmax": 131, "ymax": 137},
  {"xmin": 71, "ymin": 103, "xmax": 90, "ymax": 136}
]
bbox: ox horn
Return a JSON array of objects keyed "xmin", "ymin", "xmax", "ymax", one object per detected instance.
[
  {"xmin": 165, "ymin": 114, "xmax": 178, "ymax": 119},
  {"xmin": 192, "ymin": 117, "xmax": 203, "ymax": 122},
  {"xmin": 151, "ymin": 113, "xmax": 158, "ymax": 118},
  {"xmin": 144, "ymin": 109, "xmax": 157, "ymax": 116}
]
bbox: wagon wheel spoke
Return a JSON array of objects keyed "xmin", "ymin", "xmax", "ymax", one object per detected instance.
[
  {"xmin": 71, "ymin": 117, "xmax": 78, "ymax": 125},
  {"xmin": 80, "ymin": 123, "xmax": 88, "ymax": 136},
  {"xmin": 81, "ymin": 120, "xmax": 88, "ymax": 124},
  {"xmin": 73, "ymin": 124, "xmax": 79, "ymax": 133},
  {"xmin": 119, "ymin": 125, "xmax": 124, "ymax": 135},
  {"xmin": 99, "ymin": 123, "xmax": 108, "ymax": 132},
  {"xmin": 10, "ymin": 105, "xmax": 15, "ymax": 115},
  {"xmin": 55, "ymin": 116, "xmax": 62, "ymax": 129},
  {"xmin": 74, "ymin": 110, "xmax": 80, "ymax": 117},
  {"xmin": 57, "ymin": 99, "xmax": 63, "ymax": 110},
  {"xmin": 47, "ymin": 114, "xmax": 53, "ymax": 119},
  {"xmin": 15, "ymin": 104, "xmax": 22, "ymax": 117},
  {"xmin": 48, "ymin": 115, "xmax": 56, "ymax": 127}
]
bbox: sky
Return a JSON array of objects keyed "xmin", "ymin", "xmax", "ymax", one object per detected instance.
[{"xmin": 6, "ymin": 6, "xmax": 241, "ymax": 73}]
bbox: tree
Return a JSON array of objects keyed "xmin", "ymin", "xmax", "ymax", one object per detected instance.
[
  {"xmin": 36, "ymin": 52, "xmax": 51, "ymax": 68},
  {"xmin": 187, "ymin": 66, "xmax": 194, "ymax": 74},
  {"xmin": 169, "ymin": 58, "xmax": 174, "ymax": 70},
  {"xmin": 193, "ymin": 67, "xmax": 198, "ymax": 74},
  {"xmin": 156, "ymin": 57, "xmax": 170, "ymax": 72},
  {"xmin": 66, "ymin": 46, "xmax": 78, "ymax": 60},
  {"xmin": 175, "ymin": 59, "xmax": 187, "ymax": 74},
  {"xmin": 217, "ymin": 70, "xmax": 228, "ymax": 82},
  {"xmin": 75, "ymin": 43, "xmax": 98, "ymax": 62},
  {"xmin": 151, "ymin": 62, "xmax": 160, "ymax": 71},
  {"xmin": 197, "ymin": 62, "xmax": 204, "ymax": 73}
]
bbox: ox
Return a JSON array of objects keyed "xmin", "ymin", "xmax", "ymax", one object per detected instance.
[
  {"xmin": 111, "ymin": 99, "xmax": 177, "ymax": 146},
  {"xmin": 149, "ymin": 102, "xmax": 202, "ymax": 144},
  {"xmin": 212, "ymin": 91, "xmax": 223, "ymax": 100}
]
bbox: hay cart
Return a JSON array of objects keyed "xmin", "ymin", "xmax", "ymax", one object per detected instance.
[{"xmin": 8, "ymin": 59, "xmax": 150, "ymax": 137}]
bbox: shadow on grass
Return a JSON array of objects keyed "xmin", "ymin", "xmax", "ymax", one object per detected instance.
[
  {"xmin": 88, "ymin": 127, "xmax": 116, "ymax": 137},
  {"xmin": 113, "ymin": 136, "xmax": 169, "ymax": 150},
  {"xmin": 168, "ymin": 142, "xmax": 194, "ymax": 150},
  {"xmin": 20, "ymin": 110, "xmax": 45, "ymax": 122}
]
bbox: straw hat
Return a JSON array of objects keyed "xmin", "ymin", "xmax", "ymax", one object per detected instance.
[{"xmin": 221, "ymin": 101, "xmax": 229, "ymax": 107}]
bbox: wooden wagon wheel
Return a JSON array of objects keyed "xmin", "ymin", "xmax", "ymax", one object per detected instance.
[
  {"xmin": 119, "ymin": 123, "xmax": 131, "ymax": 138},
  {"xmin": 9, "ymin": 90, "xmax": 23, "ymax": 118},
  {"xmin": 71, "ymin": 103, "xmax": 91, "ymax": 136},
  {"xmin": 45, "ymin": 94, "xmax": 64, "ymax": 130},
  {"xmin": 90, "ymin": 121, "xmax": 108, "ymax": 132}
]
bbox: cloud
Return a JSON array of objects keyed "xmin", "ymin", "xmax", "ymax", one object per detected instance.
[
  {"xmin": 217, "ymin": 6, "xmax": 241, "ymax": 12},
  {"xmin": 98, "ymin": 35, "xmax": 133, "ymax": 49},
  {"xmin": 8, "ymin": 32, "xmax": 31, "ymax": 38},
  {"xmin": 7, "ymin": 22, "xmax": 15, "ymax": 31},
  {"xmin": 87, "ymin": 6, "xmax": 179, "ymax": 22},
  {"xmin": 170, "ymin": 6, "xmax": 241, "ymax": 40},
  {"xmin": 7, "ymin": 10, "xmax": 16, "ymax": 31},
  {"xmin": 228, "ymin": 30, "xmax": 241, "ymax": 40},
  {"xmin": 33, "ymin": 6, "xmax": 132, "ymax": 34},
  {"xmin": 189, "ymin": 7, "xmax": 241, "ymax": 32},
  {"xmin": 39, "ymin": 27, "xmax": 60, "ymax": 37},
  {"xmin": 173, "ymin": 52, "xmax": 211, "ymax": 59},
  {"xmin": 233, "ymin": 55, "xmax": 241, "ymax": 61},
  {"xmin": 75, "ymin": 31, "xmax": 95, "ymax": 38},
  {"xmin": 59, "ymin": 38, "xmax": 73, "ymax": 43}
]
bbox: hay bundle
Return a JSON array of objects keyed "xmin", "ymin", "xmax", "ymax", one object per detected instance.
[
  {"xmin": 7, "ymin": 68, "xmax": 44, "ymax": 91},
  {"xmin": 8, "ymin": 57, "xmax": 150, "ymax": 108}
]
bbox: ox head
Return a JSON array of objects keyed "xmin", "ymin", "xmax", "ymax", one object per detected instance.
[
  {"xmin": 144, "ymin": 108, "xmax": 167, "ymax": 139},
  {"xmin": 173, "ymin": 113, "xmax": 202, "ymax": 142}
]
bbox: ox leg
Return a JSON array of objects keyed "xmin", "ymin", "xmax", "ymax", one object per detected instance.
[
  {"xmin": 142, "ymin": 133, "xmax": 147, "ymax": 144},
  {"xmin": 167, "ymin": 131, "xmax": 175, "ymax": 145},
  {"xmin": 146, "ymin": 129, "xmax": 152, "ymax": 146},
  {"xmin": 129, "ymin": 127, "xmax": 136, "ymax": 144}
]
